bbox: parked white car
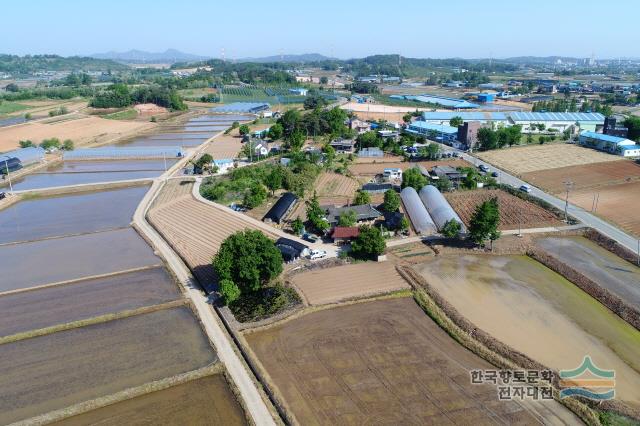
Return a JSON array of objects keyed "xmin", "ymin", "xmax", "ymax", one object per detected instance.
[
  {"xmin": 519, "ymin": 184, "xmax": 532, "ymax": 193},
  {"xmin": 309, "ymin": 249, "xmax": 327, "ymax": 260}
]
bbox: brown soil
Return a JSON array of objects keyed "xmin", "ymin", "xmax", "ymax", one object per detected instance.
[
  {"xmin": 0, "ymin": 116, "xmax": 155, "ymax": 152},
  {"xmin": 245, "ymin": 297, "xmax": 570, "ymax": 425},
  {"xmin": 0, "ymin": 306, "xmax": 217, "ymax": 424},
  {"xmin": 521, "ymin": 160, "xmax": 640, "ymax": 194},
  {"xmin": 290, "ymin": 262, "xmax": 410, "ymax": 305},
  {"xmin": 571, "ymin": 181, "xmax": 640, "ymax": 237},
  {"xmin": 445, "ymin": 189, "xmax": 563, "ymax": 231},
  {"xmin": 54, "ymin": 373, "xmax": 246, "ymax": 426},
  {"xmin": 313, "ymin": 172, "xmax": 359, "ymax": 205}
]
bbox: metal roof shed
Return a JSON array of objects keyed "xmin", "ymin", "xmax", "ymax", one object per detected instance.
[
  {"xmin": 400, "ymin": 187, "xmax": 437, "ymax": 235},
  {"xmin": 263, "ymin": 192, "xmax": 298, "ymax": 224},
  {"xmin": 418, "ymin": 185, "xmax": 466, "ymax": 232}
]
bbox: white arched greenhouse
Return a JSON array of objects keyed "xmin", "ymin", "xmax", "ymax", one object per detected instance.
[
  {"xmin": 418, "ymin": 185, "xmax": 466, "ymax": 233},
  {"xmin": 400, "ymin": 187, "xmax": 437, "ymax": 235}
]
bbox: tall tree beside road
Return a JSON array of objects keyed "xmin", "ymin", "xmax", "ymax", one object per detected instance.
[{"xmin": 469, "ymin": 197, "xmax": 501, "ymax": 249}]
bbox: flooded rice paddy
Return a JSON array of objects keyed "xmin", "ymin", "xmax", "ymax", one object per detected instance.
[
  {"xmin": 54, "ymin": 373, "xmax": 246, "ymax": 426},
  {"xmin": 0, "ymin": 185, "xmax": 148, "ymax": 244},
  {"xmin": 417, "ymin": 255, "xmax": 640, "ymax": 405},
  {"xmin": 0, "ymin": 306, "xmax": 217, "ymax": 424},
  {"xmin": 0, "ymin": 227, "xmax": 161, "ymax": 292},
  {"xmin": 0, "ymin": 267, "xmax": 180, "ymax": 337},
  {"xmin": 537, "ymin": 236, "xmax": 640, "ymax": 310},
  {"xmin": 7, "ymin": 159, "xmax": 177, "ymax": 191}
]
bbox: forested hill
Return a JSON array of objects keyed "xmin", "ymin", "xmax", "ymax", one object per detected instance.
[{"xmin": 0, "ymin": 54, "xmax": 129, "ymax": 74}]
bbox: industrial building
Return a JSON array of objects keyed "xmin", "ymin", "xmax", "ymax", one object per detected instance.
[
  {"xmin": 406, "ymin": 121, "xmax": 458, "ymax": 142},
  {"xmin": 508, "ymin": 112, "xmax": 605, "ymax": 133},
  {"xmin": 263, "ymin": 192, "xmax": 298, "ymax": 224},
  {"xmin": 603, "ymin": 117, "xmax": 629, "ymax": 138},
  {"xmin": 418, "ymin": 185, "xmax": 466, "ymax": 233},
  {"xmin": 400, "ymin": 187, "xmax": 437, "ymax": 235},
  {"xmin": 578, "ymin": 132, "xmax": 640, "ymax": 157},
  {"xmin": 211, "ymin": 102, "xmax": 270, "ymax": 114},
  {"xmin": 390, "ymin": 94, "xmax": 478, "ymax": 109},
  {"xmin": 421, "ymin": 111, "xmax": 509, "ymax": 126},
  {"xmin": 324, "ymin": 204, "xmax": 381, "ymax": 226}
]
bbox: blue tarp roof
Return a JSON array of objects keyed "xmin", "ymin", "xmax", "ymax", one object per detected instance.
[
  {"xmin": 421, "ymin": 111, "xmax": 508, "ymax": 121},
  {"xmin": 510, "ymin": 112, "xmax": 605, "ymax": 122},
  {"xmin": 391, "ymin": 94, "xmax": 478, "ymax": 108},
  {"xmin": 580, "ymin": 131, "xmax": 630, "ymax": 143},
  {"xmin": 408, "ymin": 121, "xmax": 458, "ymax": 134}
]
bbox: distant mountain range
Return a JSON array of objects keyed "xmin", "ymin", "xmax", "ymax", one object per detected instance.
[
  {"xmin": 90, "ymin": 49, "xmax": 210, "ymax": 64},
  {"xmin": 235, "ymin": 53, "xmax": 334, "ymax": 63}
]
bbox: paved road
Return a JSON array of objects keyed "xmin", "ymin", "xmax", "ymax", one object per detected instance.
[
  {"xmin": 134, "ymin": 180, "xmax": 276, "ymax": 426},
  {"xmin": 440, "ymin": 148, "xmax": 640, "ymax": 253}
]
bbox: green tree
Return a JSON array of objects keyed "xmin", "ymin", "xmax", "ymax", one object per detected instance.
[
  {"xmin": 468, "ymin": 197, "xmax": 500, "ymax": 249},
  {"xmin": 401, "ymin": 167, "xmax": 427, "ymax": 191},
  {"xmin": 403, "ymin": 113, "xmax": 413, "ymax": 124},
  {"xmin": 264, "ymin": 167, "xmax": 284, "ymax": 195},
  {"xmin": 62, "ymin": 139, "xmax": 74, "ymax": 151},
  {"xmin": 398, "ymin": 216, "xmax": 410, "ymax": 232},
  {"xmin": 243, "ymin": 182, "xmax": 267, "ymax": 208},
  {"xmin": 40, "ymin": 138, "xmax": 61, "ymax": 151},
  {"xmin": 239, "ymin": 124, "xmax": 250, "ymax": 136},
  {"xmin": 322, "ymin": 144, "xmax": 335, "ymax": 167},
  {"xmin": 4, "ymin": 83, "xmax": 19, "ymax": 92},
  {"xmin": 19, "ymin": 140, "xmax": 34, "ymax": 148},
  {"xmin": 477, "ymin": 127, "xmax": 498, "ymax": 151},
  {"xmin": 351, "ymin": 225, "xmax": 386, "ymax": 259},
  {"xmin": 434, "ymin": 175, "xmax": 452, "ymax": 192},
  {"xmin": 338, "ymin": 209, "xmax": 357, "ymax": 227},
  {"xmin": 353, "ymin": 190, "xmax": 371, "ymax": 205},
  {"xmin": 194, "ymin": 153, "xmax": 213, "ymax": 174},
  {"xmin": 267, "ymin": 123, "xmax": 283, "ymax": 140},
  {"xmin": 383, "ymin": 189, "xmax": 400, "ymax": 212},
  {"xmin": 624, "ymin": 116, "xmax": 640, "ymax": 142},
  {"xmin": 219, "ymin": 279, "xmax": 241, "ymax": 305},
  {"xmin": 306, "ymin": 191, "xmax": 329, "ymax": 233},
  {"xmin": 291, "ymin": 217, "xmax": 304, "ymax": 235},
  {"xmin": 441, "ymin": 219, "xmax": 461, "ymax": 238},
  {"xmin": 449, "ymin": 116, "xmax": 463, "ymax": 127},
  {"xmin": 286, "ymin": 128, "xmax": 305, "ymax": 151},
  {"xmin": 319, "ymin": 76, "xmax": 329, "ymax": 85},
  {"xmin": 213, "ymin": 230, "xmax": 283, "ymax": 298}
]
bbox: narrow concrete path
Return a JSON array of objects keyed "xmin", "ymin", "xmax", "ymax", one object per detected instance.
[{"xmin": 134, "ymin": 180, "xmax": 276, "ymax": 426}]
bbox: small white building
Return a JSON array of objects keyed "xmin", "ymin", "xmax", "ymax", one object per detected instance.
[
  {"xmin": 383, "ymin": 168, "xmax": 403, "ymax": 180},
  {"xmin": 579, "ymin": 131, "xmax": 640, "ymax": 157},
  {"xmin": 213, "ymin": 158, "xmax": 235, "ymax": 174},
  {"xmin": 253, "ymin": 143, "xmax": 269, "ymax": 156}
]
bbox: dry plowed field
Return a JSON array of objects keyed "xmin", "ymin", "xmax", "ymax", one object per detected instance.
[
  {"xmin": 148, "ymin": 182, "xmax": 276, "ymax": 288},
  {"xmin": 349, "ymin": 159, "xmax": 471, "ymax": 177},
  {"xmin": 445, "ymin": 189, "xmax": 562, "ymax": 231},
  {"xmin": 55, "ymin": 373, "xmax": 246, "ymax": 426},
  {"xmin": 0, "ymin": 306, "xmax": 216, "ymax": 424},
  {"xmin": 476, "ymin": 144, "xmax": 622, "ymax": 175},
  {"xmin": 245, "ymin": 297, "xmax": 575, "ymax": 425},
  {"xmin": 521, "ymin": 160, "xmax": 640, "ymax": 194},
  {"xmin": 314, "ymin": 172, "xmax": 359, "ymax": 205},
  {"xmin": 203, "ymin": 134, "xmax": 243, "ymax": 159},
  {"xmin": 0, "ymin": 116, "xmax": 154, "ymax": 152},
  {"xmin": 291, "ymin": 262, "xmax": 410, "ymax": 305},
  {"xmin": 571, "ymin": 181, "xmax": 640, "ymax": 237}
]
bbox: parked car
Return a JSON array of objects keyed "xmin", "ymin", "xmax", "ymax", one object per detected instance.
[
  {"xmin": 479, "ymin": 164, "xmax": 490, "ymax": 173},
  {"xmin": 491, "ymin": 171, "xmax": 499, "ymax": 178},
  {"xmin": 519, "ymin": 184, "xmax": 532, "ymax": 193},
  {"xmin": 303, "ymin": 233, "xmax": 319, "ymax": 243},
  {"xmin": 309, "ymin": 249, "xmax": 327, "ymax": 260},
  {"xmin": 0, "ymin": 192, "xmax": 5, "ymax": 200},
  {"xmin": 452, "ymin": 152, "xmax": 459, "ymax": 157}
]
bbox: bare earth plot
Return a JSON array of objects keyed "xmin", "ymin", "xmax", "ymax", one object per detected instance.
[
  {"xmin": 571, "ymin": 181, "xmax": 640, "ymax": 237},
  {"xmin": 0, "ymin": 116, "xmax": 155, "ymax": 152},
  {"xmin": 521, "ymin": 160, "xmax": 640, "ymax": 194},
  {"xmin": 476, "ymin": 144, "xmax": 623, "ymax": 175},
  {"xmin": 0, "ymin": 306, "xmax": 216, "ymax": 424},
  {"xmin": 148, "ymin": 182, "xmax": 276, "ymax": 288},
  {"xmin": 54, "ymin": 373, "xmax": 246, "ymax": 426},
  {"xmin": 314, "ymin": 172, "xmax": 359, "ymax": 205},
  {"xmin": 291, "ymin": 262, "xmax": 410, "ymax": 305},
  {"xmin": 245, "ymin": 297, "xmax": 576, "ymax": 425},
  {"xmin": 349, "ymin": 159, "xmax": 471, "ymax": 178},
  {"xmin": 0, "ymin": 267, "xmax": 180, "ymax": 338},
  {"xmin": 445, "ymin": 189, "xmax": 562, "ymax": 231}
]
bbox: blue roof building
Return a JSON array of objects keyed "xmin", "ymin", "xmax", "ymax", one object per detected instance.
[
  {"xmin": 579, "ymin": 131, "xmax": 639, "ymax": 157},
  {"xmin": 390, "ymin": 94, "xmax": 478, "ymax": 109},
  {"xmin": 421, "ymin": 111, "xmax": 509, "ymax": 125},
  {"xmin": 211, "ymin": 102, "xmax": 270, "ymax": 114},
  {"xmin": 407, "ymin": 121, "xmax": 458, "ymax": 142}
]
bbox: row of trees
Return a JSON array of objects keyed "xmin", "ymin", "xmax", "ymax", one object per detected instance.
[
  {"xmin": 90, "ymin": 83, "xmax": 186, "ymax": 110},
  {"xmin": 272, "ymin": 107, "xmax": 353, "ymax": 151},
  {"xmin": 476, "ymin": 126, "xmax": 522, "ymax": 151},
  {"xmin": 20, "ymin": 138, "xmax": 74, "ymax": 151}
]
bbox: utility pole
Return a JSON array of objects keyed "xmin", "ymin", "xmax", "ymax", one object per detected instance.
[
  {"xmin": 563, "ymin": 180, "xmax": 574, "ymax": 223},
  {"xmin": 4, "ymin": 161, "xmax": 13, "ymax": 193}
]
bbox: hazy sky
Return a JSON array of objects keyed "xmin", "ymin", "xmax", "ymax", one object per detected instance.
[{"xmin": 2, "ymin": 0, "xmax": 638, "ymax": 59}]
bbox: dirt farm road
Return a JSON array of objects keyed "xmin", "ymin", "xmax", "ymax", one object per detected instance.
[
  {"xmin": 134, "ymin": 179, "xmax": 277, "ymax": 426},
  {"xmin": 452, "ymin": 149, "xmax": 640, "ymax": 254}
]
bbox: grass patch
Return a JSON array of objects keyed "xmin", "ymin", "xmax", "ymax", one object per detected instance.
[
  {"xmin": 598, "ymin": 410, "xmax": 640, "ymax": 426},
  {"xmin": 0, "ymin": 101, "xmax": 32, "ymax": 115},
  {"xmin": 229, "ymin": 284, "xmax": 301, "ymax": 323},
  {"xmin": 103, "ymin": 108, "xmax": 138, "ymax": 120}
]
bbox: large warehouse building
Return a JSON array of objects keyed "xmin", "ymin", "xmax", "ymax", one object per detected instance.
[
  {"xmin": 406, "ymin": 121, "xmax": 458, "ymax": 142},
  {"xmin": 579, "ymin": 132, "xmax": 640, "ymax": 157},
  {"xmin": 391, "ymin": 94, "xmax": 478, "ymax": 109},
  {"xmin": 508, "ymin": 112, "xmax": 605, "ymax": 133},
  {"xmin": 420, "ymin": 111, "xmax": 510, "ymax": 126}
]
